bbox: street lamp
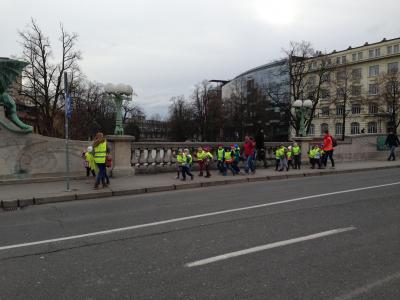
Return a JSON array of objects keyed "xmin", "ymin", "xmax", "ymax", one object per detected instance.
[
  {"xmin": 105, "ymin": 83, "xmax": 133, "ymax": 135},
  {"xmin": 293, "ymin": 99, "xmax": 313, "ymax": 137}
]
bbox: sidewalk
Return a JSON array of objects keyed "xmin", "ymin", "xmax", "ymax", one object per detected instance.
[{"xmin": 1, "ymin": 160, "xmax": 400, "ymax": 209}]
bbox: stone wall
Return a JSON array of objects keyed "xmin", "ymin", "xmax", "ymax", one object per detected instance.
[{"xmin": 0, "ymin": 124, "xmax": 89, "ymax": 180}]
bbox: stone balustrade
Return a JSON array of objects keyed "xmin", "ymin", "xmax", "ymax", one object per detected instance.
[{"xmin": 131, "ymin": 142, "xmax": 283, "ymax": 173}]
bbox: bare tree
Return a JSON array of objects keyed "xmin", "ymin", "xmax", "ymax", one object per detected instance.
[
  {"xmin": 167, "ymin": 96, "xmax": 195, "ymax": 141},
  {"xmin": 267, "ymin": 41, "xmax": 331, "ymax": 136},
  {"xmin": 377, "ymin": 71, "xmax": 400, "ymax": 133},
  {"xmin": 19, "ymin": 19, "xmax": 81, "ymax": 137}
]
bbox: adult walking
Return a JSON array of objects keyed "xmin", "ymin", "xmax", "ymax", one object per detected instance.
[
  {"xmin": 93, "ymin": 132, "xmax": 110, "ymax": 189},
  {"xmin": 322, "ymin": 129, "xmax": 335, "ymax": 168},
  {"xmin": 385, "ymin": 130, "xmax": 400, "ymax": 161},
  {"xmin": 243, "ymin": 135, "xmax": 256, "ymax": 174}
]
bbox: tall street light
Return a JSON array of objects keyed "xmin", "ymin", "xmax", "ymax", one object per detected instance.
[{"xmin": 292, "ymin": 99, "xmax": 313, "ymax": 137}]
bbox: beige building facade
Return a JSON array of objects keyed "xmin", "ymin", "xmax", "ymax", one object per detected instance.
[{"xmin": 303, "ymin": 37, "xmax": 400, "ymax": 138}]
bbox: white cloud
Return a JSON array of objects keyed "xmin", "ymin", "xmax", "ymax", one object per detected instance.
[{"xmin": 1, "ymin": 0, "xmax": 400, "ymax": 117}]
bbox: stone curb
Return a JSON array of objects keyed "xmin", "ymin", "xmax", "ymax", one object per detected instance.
[{"xmin": 2, "ymin": 165, "xmax": 399, "ymax": 210}]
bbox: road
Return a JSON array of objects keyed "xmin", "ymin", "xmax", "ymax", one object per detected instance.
[{"xmin": 0, "ymin": 168, "xmax": 399, "ymax": 299}]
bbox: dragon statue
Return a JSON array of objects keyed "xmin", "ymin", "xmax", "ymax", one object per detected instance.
[{"xmin": 0, "ymin": 57, "xmax": 33, "ymax": 133}]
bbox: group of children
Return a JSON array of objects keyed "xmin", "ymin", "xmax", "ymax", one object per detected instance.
[
  {"xmin": 274, "ymin": 142, "xmax": 330, "ymax": 171},
  {"xmin": 274, "ymin": 143, "xmax": 301, "ymax": 171},
  {"xmin": 174, "ymin": 144, "xmax": 248, "ymax": 181}
]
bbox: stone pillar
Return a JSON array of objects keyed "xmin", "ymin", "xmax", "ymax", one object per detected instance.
[
  {"xmin": 293, "ymin": 136, "xmax": 314, "ymax": 163},
  {"xmin": 106, "ymin": 135, "xmax": 135, "ymax": 177}
]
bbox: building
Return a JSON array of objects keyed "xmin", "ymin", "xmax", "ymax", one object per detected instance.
[
  {"xmin": 303, "ymin": 37, "xmax": 400, "ymax": 138},
  {"xmin": 221, "ymin": 59, "xmax": 291, "ymax": 141}
]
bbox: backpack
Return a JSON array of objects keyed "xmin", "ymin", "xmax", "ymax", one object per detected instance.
[{"xmin": 331, "ymin": 136, "xmax": 337, "ymax": 147}]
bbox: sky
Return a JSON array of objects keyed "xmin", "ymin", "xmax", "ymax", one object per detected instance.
[{"xmin": 1, "ymin": 0, "xmax": 400, "ymax": 118}]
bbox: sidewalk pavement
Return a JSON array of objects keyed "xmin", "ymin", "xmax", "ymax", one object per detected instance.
[{"xmin": 1, "ymin": 160, "xmax": 400, "ymax": 209}]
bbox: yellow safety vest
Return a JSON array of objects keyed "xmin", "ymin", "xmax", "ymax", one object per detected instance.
[
  {"xmin": 177, "ymin": 154, "xmax": 186, "ymax": 165},
  {"xmin": 224, "ymin": 151, "xmax": 232, "ymax": 160},
  {"xmin": 197, "ymin": 150, "xmax": 206, "ymax": 160},
  {"xmin": 293, "ymin": 146, "xmax": 300, "ymax": 155},
  {"xmin": 94, "ymin": 141, "xmax": 107, "ymax": 164},
  {"xmin": 217, "ymin": 148, "xmax": 224, "ymax": 161}
]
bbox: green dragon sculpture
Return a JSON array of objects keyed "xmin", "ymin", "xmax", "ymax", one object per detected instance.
[{"xmin": 0, "ymin": 57, "xmax": 33, "ymax": 133}]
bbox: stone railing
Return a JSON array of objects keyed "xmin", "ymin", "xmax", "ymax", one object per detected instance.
[{"xmin": 131, "ymin": 142, "xmax": 283, "ymax": 173}]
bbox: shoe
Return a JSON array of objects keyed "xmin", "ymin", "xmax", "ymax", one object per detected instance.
[
  {"xmin": 191, "ymin": 175, "xmax": 194, "ymax": 180},
  {"xmin": 181, "ymin": 178, "xmax": 186, "ymax": 181},
  {"xmin": 175, "ymin": 176, "xmax": 179, "ymax": 179},
  {"xmin": 94, "ymin": 184, "xmax": 99, "ymax": 190},
  {"xmin": 205, "ymin": 175, "xmax": 211, "ymax": 178},
  {"xmin": 102, "ymin": 183, "xmax": 108, "ymax": 188},
  {"xmin": 198, "ymin": 173, "xmax": 203, "ymax": 176}
]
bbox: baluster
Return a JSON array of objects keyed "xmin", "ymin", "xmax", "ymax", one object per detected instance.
[
  {"xmin": 139, "ymin": 148, "xmax": 148, "ymax": 166},
  {"xmin": 148, "ymin": 148, "xmax": 156, "ymax": 165},
  {"xmin": 155, "ymin": 148, "xmax": 163, "ymax": 165},
  {"xmin": 131, "ymin": 147, "xmax": 139, "ymax": 166}
]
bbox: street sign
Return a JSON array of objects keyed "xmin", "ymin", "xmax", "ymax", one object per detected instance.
[{"xmin": 66, "ymin": 96, "xmax": 73, "ymax": 119}]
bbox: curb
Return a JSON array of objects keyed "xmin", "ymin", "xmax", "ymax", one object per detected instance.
[{"xmin": 2, "ymin": 165, "xmax": 399, "ymax": 210}]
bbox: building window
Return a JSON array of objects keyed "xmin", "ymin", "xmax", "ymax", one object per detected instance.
[
  {"xmin": 321, "ymin": 88, "xmax": 330, "ymax": 99},
  {"xmin": 388, "ymin": 46, "xmax": 393, "ymax": 55},
  {"xmin": 388, "ymin": 62, "xmax": 399, "ymax": 74},
  {"xmin": 336, "ymin": 70, "xmax": 346, "ymax": 81},
  {"xmin": 352, "ymin": 104, "xmax": 361, "ymax": 114},
  {"xmin": 337, "ymin": 88, "xmax": 345, "ymax": 99},
  {"xmin": 247, "ymin": 79, "xmax": 254, "ymax": 90},
  {"xmin": 352, "ymin": 53, "xmax": 357, "ymax": 61},
  {"xmin": 342, "ymin": 56, "xmax": 347, "ymax": 64},
  {"xmin": 351, "ymin": 85, "xmax": 361, "ymax": 97},
  {"xmin": 312, "ymin": 61, "xmax": 317, "ymax": 69},
  {"xmin": 308, "ymin": 124, "xmax": 315, "ymax": 136},
  {"xmin": 321, "ymin": 107, "xmax": 330, "ymax": 116},
  {"xmin": 336, "ymin": 57, "xmax": 341, "ymax": 64},
  {"xmin": 387, "ymin": 104, "xmax": 394, "ymax": 113},
  {"xmin": 375, "ymin": 48, "xmax": 381, "ymax": 57},
  {"xmin": 369, "ymin": 49, "xmax": 374, "ymax": 58},
  {"xmin": 358, "ymin": 52, "xmax": 363, "ymax": 60},
  {"xmin": 395, "ymin": 45, "xmax": 399, "ymax": 53},
  {"xmin": 336, "ymin": 105, "xmax": 345, "ymax": 115},
  {"xmin": 335, "ymin": 123, "xmax": 343, "ymax": 136},
  {"xmin": 368, "ymin": 83, "xmax": 379, "ymax": 95},
  {"xmin": 352, "ymin": 68, "xmax": 362, "ymax": 80},
  {"xmin": 369, "ymin": 65, "xmax": 379, "ymax": 77},
  {"xmin": 351, "ymin": 122, "xmax": 360, "ymax": 134},
  {"xmin": 369, "ymin": 104, "xmax": 378, "ymax": 114},
  {"xmin": 322, "ymin": 73, "xmax": 331, "ymax": 83},
  {"xmin": 368, "ymin": 122, "xmax": 377, "ymax": 133},
  {"xmin": 321, "ymin": 123, "xmax": 329, "ymax": 135}
]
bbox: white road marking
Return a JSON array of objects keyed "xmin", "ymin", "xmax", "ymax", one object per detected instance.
[
  {"xmin": 185, "ymin": 226, "xmax": 356, "ymax": 267},
  {"xmin": 334, "ymin": 271, "xmax": 400, "ymax": 300},
  {"xmin": 0, "ymin": 181, "xmax": 398, "ymax": 251}
]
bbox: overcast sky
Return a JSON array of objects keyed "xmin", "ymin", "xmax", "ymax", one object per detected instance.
[{"xmin": 2, "ymin": 0, "xmax": 400, "ymax": 118}]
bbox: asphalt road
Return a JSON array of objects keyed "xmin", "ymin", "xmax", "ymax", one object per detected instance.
[{"xmin": 0, "ymin": 168, "xmax": 399, "ymax": 300}]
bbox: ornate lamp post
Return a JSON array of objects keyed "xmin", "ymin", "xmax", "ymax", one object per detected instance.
[
  {"xmin": 104, "ymin": 83, "xmax": 135, "ymax": 177},
  {"xmin": 292, "ymin": 99, "xmax": 313, "ymax": 137},
  {"xmin": 104, "ymin": 83, "xmax": 133, "ymax": 135}
]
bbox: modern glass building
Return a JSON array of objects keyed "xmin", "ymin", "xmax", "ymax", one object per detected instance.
[{"xmin": 221, "ymin": 59, "xmax": 291, "ymax": 141}]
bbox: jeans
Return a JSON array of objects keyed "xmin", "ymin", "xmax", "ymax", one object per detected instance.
[
  {"xmin": 293, "ymin": 155, "xmax": 301, "ymax": 169},
  {"xmin": 217, "ymin": 160, "xmax": 224, "ymax": 173},
  {"xmin": 322, "ymin": 150, "xmax": 335, "ymax": 167},
  {"xmin": 245, "ymin": 155, "xmax": 255, "ymax": 173},
  {"xmin": 388, "ymin": 145, "xmax": 396, "ymax": 160},
  {"xmin": 95, "ymin": 163, "xmax": 106, "ymax": 186}
]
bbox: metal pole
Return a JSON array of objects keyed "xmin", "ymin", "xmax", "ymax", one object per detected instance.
[{"xmin": 64, "ymin": 72, "xmax": 70, "ymax": 191}]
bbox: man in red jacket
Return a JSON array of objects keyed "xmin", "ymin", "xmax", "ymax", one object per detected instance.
[
  {"xmin": 322, "ymin": 130, "xmax": 335, "ymax": 168},
  {"xmin": 244, "ymin": 136, "xmax": 256, "ymax": 174}
]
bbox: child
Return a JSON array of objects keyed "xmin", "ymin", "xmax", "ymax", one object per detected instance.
[
  {"xmin": 274, "ymin": 146, "xmax": 281, "ymax": 171},
  {"xmin": 232, "ymin": 144, "xmax": 241, "ymax": 175},
  {"xmin": 83, "ymin": 146, "xmax": 97, "ymax": 177},
  {"xmin": 223, "ymin": 146, "xmax": 235, "ymax": 176},
  {"xmin": 203, "ymin": 146, "xmax": 213, "ymax": 178},
  {"xmin": 196, "ymin": 147, "xmax": 206, "ymax": 176},
  {"xmin": 286, "ymin": 146, "xmax": 294, "ymax": 171},
  {"xmin": 174, "ymin": 149, "xmax": 183, "ymax": 179},
  {"xmin": 292, "ymin": 142, "xmax": 301, "ymax": 170},
  {"xmin": 216, "ymin": 145, "xmax": 225, "ymax": 173},
  {"xmin": 182, "ymin": 149, "xmax": 194, "ymax": 181}
]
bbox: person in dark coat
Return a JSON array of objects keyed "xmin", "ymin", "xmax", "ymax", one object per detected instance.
[{"xmin": 385, "ymin": 130, "xmax": 400, "ymax": 161}]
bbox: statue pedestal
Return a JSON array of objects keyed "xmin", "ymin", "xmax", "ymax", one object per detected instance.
[{"xmin": 106, "ymin": 135, "xmax": 135, "ymax": 177}]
